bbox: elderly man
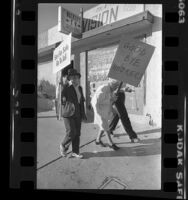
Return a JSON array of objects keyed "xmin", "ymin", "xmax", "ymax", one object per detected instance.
[{"xmin": 91, "ymin": 79, "xmax": 120, "ymax": 151}]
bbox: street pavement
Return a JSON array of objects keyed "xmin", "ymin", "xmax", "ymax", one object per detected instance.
[{"xmin": 37, "ymin": 111, "xmax": 161, "ymax": 190}]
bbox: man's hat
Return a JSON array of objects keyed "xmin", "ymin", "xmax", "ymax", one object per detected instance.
[{"xmin": 67, "ymin": 68, "xmax": 81, "ymax": 79}]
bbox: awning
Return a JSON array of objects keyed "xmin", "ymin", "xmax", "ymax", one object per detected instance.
[
  {"xmin": 71, "ymin": 10, "xmax": 153, "ymax": 53},
  {"xmin": 38, "ymin": 10, "xmax": 153, "ymax": 61}
]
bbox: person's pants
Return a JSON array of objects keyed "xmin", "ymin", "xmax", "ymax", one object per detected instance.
[
  {"xmin": 109, "ymin": 100, "xmax": 137, "ymax": 139},
  {"xmin": 62, "ymin": 116, "xmax": 81, "ymax": 154}
]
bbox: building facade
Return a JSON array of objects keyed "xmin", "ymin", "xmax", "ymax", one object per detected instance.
[{"xmin": 38, "ymin": 4, "xmax": 162, "ymax": 127}]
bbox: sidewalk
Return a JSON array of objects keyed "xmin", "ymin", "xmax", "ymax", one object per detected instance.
[{"xmin": 37, "ymin": 111, "xmax": 161, "ymax": 190}]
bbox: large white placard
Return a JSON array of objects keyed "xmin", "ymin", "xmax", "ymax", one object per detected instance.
[
  {"xmin": 108, "ymin": 36, "xmax": 155, "ymax": 87},
  {"xmin": 52, "ymin": 33, "xmax": 71, "ymax": 74}
]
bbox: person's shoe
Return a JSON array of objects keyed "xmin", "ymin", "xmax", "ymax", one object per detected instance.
[
  {"xmin": 110, "ymin": 144, "xmax": 120, "ymax": 151},
  {"xmin": 95, "ymin": 140, "xmax": 107, "ymax": 147},
  {"xmin": 131, "ymin": 138, "xmax": 141, "ymax": 143},
  {"xmin": 60, "ymin": 145, "xmax": 67, "ymax": 157},
  {"xmin": 71, "ymin": 153, "xmax": 83, "ymax": 159}
]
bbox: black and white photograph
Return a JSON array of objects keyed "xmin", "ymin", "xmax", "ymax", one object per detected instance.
[{"xmin": 37, "ymin": 3, "xmax": 162, "ymax": 190}]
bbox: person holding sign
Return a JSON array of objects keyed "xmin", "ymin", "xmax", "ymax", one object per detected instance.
[
  {"xmin": 107, "ymin": 37, "xmax": 155, "ymax": 142},
  {"xmin": 55, "ymin": 62, "xmax": 73, "ymax": 120},
  {"xmin": 60, "ymin": 69, "xmax": 87, "ymax": 159},
  {"xmin": 109, "ymin": 87, "xmax": 140, "ymax": 143},
  {"xmin": 91, "ymin": 79, "xmax": 120, "ymax": 151}
]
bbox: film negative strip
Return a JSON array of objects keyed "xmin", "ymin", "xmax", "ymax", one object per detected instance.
[{"xmin": 10, "ymin": 0, "xmax": 187, "ymax": 198}]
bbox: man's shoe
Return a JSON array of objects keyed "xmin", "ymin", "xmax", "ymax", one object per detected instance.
[
  {"xmin": 95, "ymin": 140, "xmax": 107, "ymax": 147},
  {"xmin": 110, "ymin": 144, "xmax": 120, "ymax": 151},
  {"xmin": 131, "ymin": 138, "xmax": 141, "ymax": 143},
  {"xmin": 71, "ymin": 153, "xmax": 83, "ymax": 159},
  {"xmin": 60, "ymin": 145, "xmax": 67, "ymax": 157}
]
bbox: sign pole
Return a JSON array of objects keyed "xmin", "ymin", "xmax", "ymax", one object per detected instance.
[
  {"xmin": 113, "ymin": 81, "xmax": 123, "ymax": 106},
  {"xmin": 116, "ymin": 81, "xmax": 123, "ymax": 93},
  {"xmin": 58, "ymin": 83, "xmax": 62, "ymax": 120},
  {"xmin": 54, "ymin": 42, "xmax": 62, "ymax": 121}
]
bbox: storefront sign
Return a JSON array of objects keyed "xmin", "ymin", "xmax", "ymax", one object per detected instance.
[
  {"xmin": 108, "ymin": 37, "xmax": 155, "ymax": 87},
  {"xmin": 58, "ymin": 4, "xmax": 144, "ymax": 37},
  {"xmin": 83, "ymin": 4, "xmax": 144, "ymax": 32},
  {"xmin": 53, "ymin": 33, "xmax": 71, "ymax": 74},
  {"xmin": 58, "ymin": 6, "xmax": 82, "ymax": 38}
]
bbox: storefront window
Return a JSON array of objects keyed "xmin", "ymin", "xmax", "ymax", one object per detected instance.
[{"xmin": 88, "ymin": 44, "xmax": 118, "ymax": 98}]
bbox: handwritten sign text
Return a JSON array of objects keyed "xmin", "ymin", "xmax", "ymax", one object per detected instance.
[
  {"xmin": 108, "ymin": 37, "xmax": 155, "ymax": 87},
  {"xmin": 53, "ymin": 33, "xmax": 71, "ymax": 74}
]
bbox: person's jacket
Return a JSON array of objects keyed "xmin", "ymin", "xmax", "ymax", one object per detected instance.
[
  {"xmin": 61, "ymin": 84, "xmax": 87, "ymax": 120},
  {"xmin": 115, "ymin": 87, "xmax": 134, "ymax": 104}
]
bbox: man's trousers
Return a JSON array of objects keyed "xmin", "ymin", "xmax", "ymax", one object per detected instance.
[
  {"xmin": 109, "ymin": 99, "xmax": 137, "ymax": 139},
  {"xmin": 62, "ymin": 116, "xmax": 81, "ymax": 154}
]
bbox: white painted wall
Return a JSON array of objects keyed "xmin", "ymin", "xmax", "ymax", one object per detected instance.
[{"xmin": 144, "ymin": 4, "xmax": 162, "ymax": 127}]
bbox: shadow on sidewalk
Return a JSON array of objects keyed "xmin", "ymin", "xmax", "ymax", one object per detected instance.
[
  {"xmin": 38, "ymin": 116, "xmax": 57, "ymax": 119},
  {"xmin": 113, "ymin": 128, "xmax": 161, "ymax": 138},
  {"xmin": 81, "ymin": 137, "xmax": 161, "ymax": 159}
]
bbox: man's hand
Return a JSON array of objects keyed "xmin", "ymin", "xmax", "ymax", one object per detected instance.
[{"xmin": 125, "ymin": 87, "xmax": 135, "ymax": 93}]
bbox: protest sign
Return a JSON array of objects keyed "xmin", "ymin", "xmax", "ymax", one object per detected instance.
[
  {"xmin": 52, "ymin": 33, "xmax": 71, "ymax": 74},
  {"xmin": 108, "ymin": 36, "xmax": 155, "ymax": 87}
]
